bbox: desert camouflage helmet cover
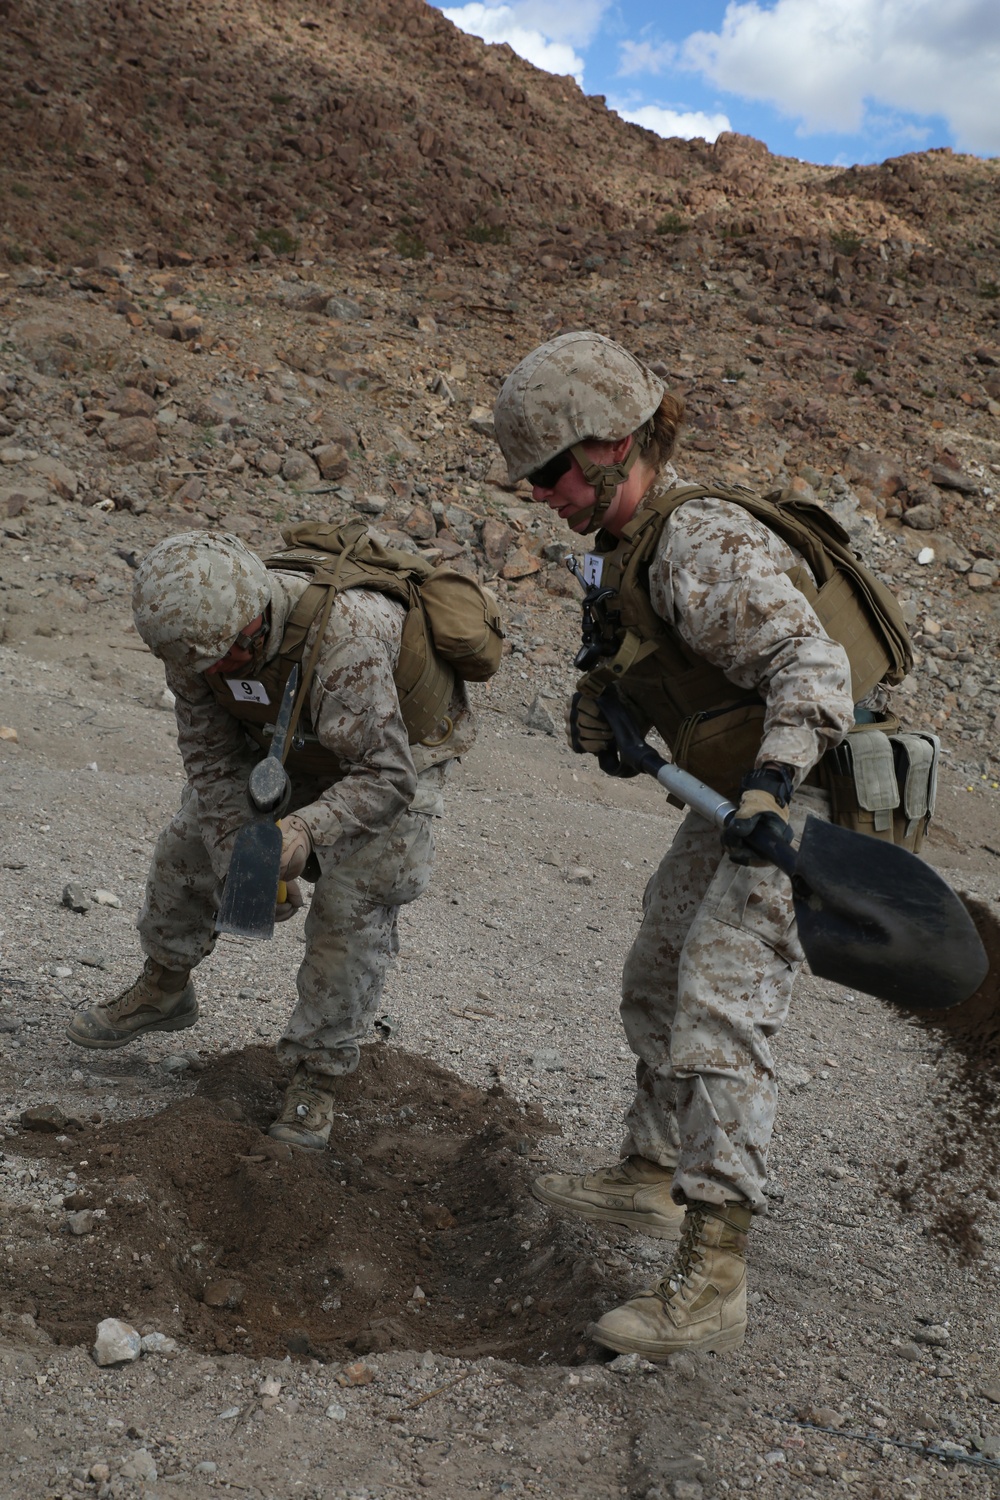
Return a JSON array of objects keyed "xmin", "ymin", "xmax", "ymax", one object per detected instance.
[
  {"xmin": 132, "ymin": 532, "xmax": 272, "ymax": 672},
  {"xmin": 493, "ymin": 330, "xmax": 665, "ymax": 483}
]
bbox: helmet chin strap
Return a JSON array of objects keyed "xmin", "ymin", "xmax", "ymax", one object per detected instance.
[
  {"xmin": 233, "ymin": 608, "xmax": 271, "ymax": 675},
  {"xmin": 568, "ymin": 440, "xmax": 641, "ymax": 533}
]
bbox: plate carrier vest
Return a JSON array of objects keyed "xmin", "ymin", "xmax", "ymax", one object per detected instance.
[{"xmin": 576, "ymin": 483, "xmax": 937, "ymax": 851}]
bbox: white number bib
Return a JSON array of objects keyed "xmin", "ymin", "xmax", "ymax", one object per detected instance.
[
  {"xmin": 226, "ymin": 678, "xmax": 270, "ymax": 706},
  {"xmin": 582, "ymin": 553, "xmax": 604, "ymax": 587}
]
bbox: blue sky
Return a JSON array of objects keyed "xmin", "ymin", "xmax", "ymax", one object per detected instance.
[{"xmin": 433, "ymin": 1, "xmax": 1000, "ymax": 166}]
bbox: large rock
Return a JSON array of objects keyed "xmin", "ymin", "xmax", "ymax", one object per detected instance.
[
  {"xmin": 20, "ymin": 1104, "xmax": 68, "ymax": 1132},
  {"xmin": 929, "ymin": 463, "xmax": 978, "ymax": 495},
  {"xmin": 481, "ymin": 518, "xmax": 515, "ymax": 569},
  {"xmin": 10, "ymin": 315, "xmax": 91, "ymax": 375},
  {"xmin": 968, "ymin": 560, "xmax": 999, "ymax": 589},
  {"xmin": 120, "ymin": 1449, "xmax": 157, "ymax": 1483},
  {"xmin": 903, "ymin": 503, "xmax": 940, "ymax": 530},
  {"xmin": 103, "ymin": 417, "xmax": 160, "ymax": 462},
  {"xmin": 325, "ymin": 294, "xmax": 365, "ymax": 321},
  {"xmin": 526, "ymin": 695, "xmax": 557, "ymax": 735},
  {"xmin": 192, "ymin": 392, "xmax": 242, "ymax": 426},
  {"xmin": 281, "ymin": 449, "xmax": 321, "ymax": 484},
  {"xmin": 93, "ymin": 1318, "xmax": 141, "ymax": 1366},
  {"xmin": 30, "ymin": 456, "xmax": 78, "ymax": 500},
  {"xmin": 501, "ymin": 545, "xmax": 542, "ymax": 580},
  {"xmin": 311, "ymin": 442, "xmax": 350, "ymax": 480},
  {"xmin": 468, "ymin": 404, "xmax": 495, "ymax": 436},
  {"xmin": 843, "ymin": 447, "xmax": 905, "ymax": 497},
  {"xmin": 313, "ymin": 412, "xmax": 358, "ymax": 447},
  {"xmin": 109, "ymin": 387, "xmax": 156, "ymax": 418},
  {"xmin": 403, "ymin": 504, "xmax": 436, "ymax": 540},
  {"xmin": 140, "ymin": 1332, "xmax": 179, "ymax": 1354}
]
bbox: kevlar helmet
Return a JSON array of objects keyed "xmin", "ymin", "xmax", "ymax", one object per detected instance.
[
  {"xmin": 132, "ymin": 531, "xmax": 272, "ymax": 672},
  {"xmin": 493, "ymin": 332, "xmax": 665, "ymax": 527}
]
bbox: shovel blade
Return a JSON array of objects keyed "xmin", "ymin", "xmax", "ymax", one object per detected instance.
[
  {"xmin": 793, "ymin": 816, "xmax": 989, "ymax": 1010},
  {"xmin": 216, "ymin": 820, "xmax": 282, "ymax": 940}
]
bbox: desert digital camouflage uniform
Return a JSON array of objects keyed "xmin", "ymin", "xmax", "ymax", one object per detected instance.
[
  {"xmin": 616, "ymin": 465, "xmax": 855, "ymax": 1212},
  {"xmin": 140, "ymin": 569, "xmax": 474, "ymax": 1079}
]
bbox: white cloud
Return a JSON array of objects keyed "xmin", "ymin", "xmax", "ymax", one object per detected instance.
[
  {"xmin": 493, "ymin": 1, "xmax": 610, "ymax": 49},
  {"xmin": 441, "ymin": 3, "xmax": 587, "ymax": 82},
  {"xmin": 612, "ymin": 102, "xmax": 732, "ymax": 143},
  {"xmin": 681, "ymin": 0, "xmax": 1000, "ymax": 154},
  {"xmin": 617, "ymin": 38, "xmax": 678, "ymax": 77}
]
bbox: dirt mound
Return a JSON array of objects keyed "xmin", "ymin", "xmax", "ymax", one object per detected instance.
[
  {"xmin": 4, "ymin": 1044, "xmax": 632, "ymax": 1364},
  {"xmin": 889, "ymin": 896, "xmax": 1000, "ymax": 1259}
]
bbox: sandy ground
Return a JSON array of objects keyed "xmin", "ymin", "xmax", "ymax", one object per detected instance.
[{"xmin": 1, "ymin": 585, "xmax": 1000, "ymax": 1500}]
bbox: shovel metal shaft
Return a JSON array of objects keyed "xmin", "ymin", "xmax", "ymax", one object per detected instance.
[
  {"xmin": 633, "ymin": 728, "xmax": 797, "ymax": 873},
  {"xmin": 599, "ymin": 705, "xmax": 799, "ymax": 867}
]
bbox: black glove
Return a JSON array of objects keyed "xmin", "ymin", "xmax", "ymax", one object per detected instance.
[
  {"xmin": 722, "ymin": 765, "xmax": 795, "ymax": 866},
  {"xmin": 566, "ymin": 692, "xmax": 640, "ymax": 778},
  {"xmin": 565, "ymin": 691, "xmax": 613, "ymax": 755}
]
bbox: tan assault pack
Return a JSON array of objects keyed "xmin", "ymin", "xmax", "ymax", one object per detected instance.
[
  {"xmin": 578, "ymin": 483, "xmax": 936, "ymax": 851},
  {"xmin": 209, "ymin": 520, "xmax": 503, "ymax": 775}
]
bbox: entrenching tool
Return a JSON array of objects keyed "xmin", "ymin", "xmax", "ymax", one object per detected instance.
[
  {"xmin": 215, "ymin": 665, "xmax": 299, "ymax": 941},
  {"xmin": 597, "ymin": 689, "xmax": 989, "ymax": 1011}
]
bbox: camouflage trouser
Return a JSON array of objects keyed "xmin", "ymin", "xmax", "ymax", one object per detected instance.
[
  {"xmin": 138, "ymin": 767, "xmax": 446, "ymax": 1079},
  {"xmin": 620, "ymin": 785, "xmax": 831, "ymax": 1213}
]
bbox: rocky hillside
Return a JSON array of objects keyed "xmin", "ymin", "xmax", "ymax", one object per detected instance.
[
  {"xmin": 0, "ymin": 0, "xmax": 998, "ymax": 779},
  {"xmin": 1, "ymin": 0, "xmax": 997, "ymax": 269}
]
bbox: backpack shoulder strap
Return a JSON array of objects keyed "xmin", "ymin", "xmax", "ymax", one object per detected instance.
[{"xmin": 613, "ymin": 479, "xmax": 913, "ymax": 695}]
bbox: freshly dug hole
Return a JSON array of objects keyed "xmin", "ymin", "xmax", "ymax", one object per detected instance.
[{"xmin": 8, "ymin": 1045, "xmax": 622, "ymax": 1364}]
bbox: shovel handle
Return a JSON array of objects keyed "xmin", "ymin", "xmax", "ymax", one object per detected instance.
[
  {"xmin": 597, "ymin": 689, "xmax": 798, "ymax": 879},
  {"xmin": 597, "ymin": 690, "xmax": 734, "ymax": 827}
]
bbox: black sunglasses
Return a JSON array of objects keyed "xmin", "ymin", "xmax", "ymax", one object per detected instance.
[{"xmin": 527, "ymin": 449, "xmax": 573, "ymax": 489}]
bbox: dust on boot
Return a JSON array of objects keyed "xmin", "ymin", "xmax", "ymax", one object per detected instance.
[
  {"xmin": 66, "ymin": 959, "xmax": 197, "ymax": 1049},
  {"xmin": 268, "ymin": 1067, "xmax": 336, "ymax": 1152},
  {"xmin": 532, "ymin": 1153, "xmax": 685, "ymax": 1240},
  {"xmin": 592, "ymin": 1198, "xmax": 751, "ymax": 1358}
]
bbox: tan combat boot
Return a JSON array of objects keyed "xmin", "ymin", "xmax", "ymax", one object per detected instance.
[
  {"xmin": 592, "ymin": 1198, "xmax": 751, "ymax": 1358},
  {"xmin": 66, "ymin": 959, "xmax": 197, "ymax": 1049},
  {"xmin": 268, "ymin": 1068, "xmax": 336, "ymax": 1152},
  {"xmin": 531, "ymin": 1154, "xmax": 686, "ymax": 1240}
]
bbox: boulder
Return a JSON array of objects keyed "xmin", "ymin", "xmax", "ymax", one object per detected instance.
[
  {"xmin": 103, "ymin": 417, "xmax": 160, "ymax": 462},
  {"xmin": 281, "ymin": 450, "xmax": 321, "ymax": 485},
  {"xmin": 109, "ymin": 387, "xmax": 156, "ymax": 418},
  {"xmin": 311, "ymin": 442, "xmax": 350, "ymax": 480},
  {"xmin": 30, "ymin": 456, "xmax": 78, "ymax": 499},
  {"xmin": 92, "ymin": 1318, "xmax": 141, "ymax": 1366}
]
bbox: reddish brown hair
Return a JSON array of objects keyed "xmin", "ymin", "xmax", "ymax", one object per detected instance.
[{"xmin": 638, "ymin": 392, "xmax": 686, "ymax": 471}]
